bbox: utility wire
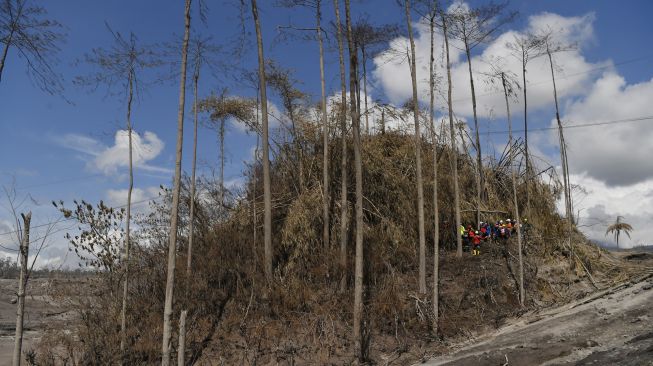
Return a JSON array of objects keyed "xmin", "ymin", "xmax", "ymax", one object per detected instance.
[{"xmin": 480, "ymin": 115, "xmax": 653, "ymax": 136}]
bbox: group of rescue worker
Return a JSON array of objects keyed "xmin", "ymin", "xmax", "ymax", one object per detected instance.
[{"xmin": 458, "ymin": 218, "xmax": 531, "ymax": 256}]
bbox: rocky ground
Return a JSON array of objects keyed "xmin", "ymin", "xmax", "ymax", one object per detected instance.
[
  {"xmin": 0, "ymin": 277, "xmax": 76, "ymax": 366},
  {"xmin": 424, "ymin": 252, "xmax": 653, "ymax": 366}
]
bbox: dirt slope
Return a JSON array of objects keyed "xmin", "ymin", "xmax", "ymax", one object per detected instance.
[{"xmin": 424, "ymin": 270, "xmax": 653, "ymax": 366}]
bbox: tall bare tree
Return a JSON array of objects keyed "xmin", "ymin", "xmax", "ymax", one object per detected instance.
[
  {"xmin": 74, "ymin": 26, "xmax": 160, "ymax": 361},
  {"xmin": 0, "ymin": 0, "xmax": 64, "ymax": 94},
  {"xmin": 351, "ymin": 18, "xmax": 398, "ymax": 135},
  {"xmin": 11, "ymin": 212, "xmax": 29, "ymax": 366},
  {"xmin": 422, "ymin": 0, "xmax": 440, "ymax": 335},
  {"xmin": 316, "ymin": 0, "xmax": 329, "ymax": 249},
  {"xmin": 441, "ymin": 9, "xmax": 462, "ymax": 257},
  {"xmin": 448, "ymin": 2, "xmax": 516, "ymax": 228},
  {"xmin": 278, "ymin": 0, "xmax": 330, "ymax": 251},
  {"xmin": 507, "ymin": 33, "xmax": 545, "ymax": 218},
  {"xmin": 251, "ymin": 0, "xmax": 273, "ymax": 281},
  {"xmin": 333, "ymin": 0, "xmax": 349, "ymax": 292},
  {"xmin": 178, "ymin": 35, "xmax": 222, "ymax": 366},
  {"xmin": 161, "ymin": 0, "xmax": 192, "ymax": 363},
  {"xmin": 266, "ymin": 61, "xmax": 307, "ymax": 192},
  {"xmin": 490, "ymin": 68, "xmax": 525, "ymax": 306},
  {"xmin": 403, "ymin": 0, "xmax": 427, "ymax": 294},
  {"xmin": 538, "ymin": 32, "xmax": 574, "ymax": 257},
  {"xmin": 345, "ymin": 0, "xmax": 365, "ymax": 360}
]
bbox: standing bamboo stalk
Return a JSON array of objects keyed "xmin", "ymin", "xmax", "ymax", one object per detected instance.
[
  {"xmin": 345, "ymin": 0, "xmax": 364, "ymax": 359},
  {"xmin": 428, "ymin": 6, "xmax": 439, "ymax": 335},
  {"xmin": 404, "ymin": 0, "xmax": 426, "ymax": 294},
  {"xmin": 251, "ymin": 0, "xmax": 273, "ymax": 281},
  {"xmin": 545, "ymin": 42, "xmax": 573, "ymax": 258},
  {"xmin": 161, "ymin": 0, "xmax": 191, "ymax": 363},
  {"xmin": 501, "ymin": 72, "xmax": 524, "ymax": 307},
  {"xmin": 120, "ymin": 69, "xmax": 135, "ymax": 362},
  {"xmin": 317, "ymin": 0, "xmax": 330, "ymax": 249},
  {"xmin": 442, "ymin": 11, "xmax": 463, "ymax": 257},
  {"xmin": 12, "ymin": 212, "xmax": 31, "ymax": 366},
  {"xmin": 333, "ymin": 0, "xmax": 349, "ymax": 293}
]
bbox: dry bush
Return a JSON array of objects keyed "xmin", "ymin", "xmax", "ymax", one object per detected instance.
[{"xmin": 33, "ymin": 131, "xmax": 626, "ymax": 365}]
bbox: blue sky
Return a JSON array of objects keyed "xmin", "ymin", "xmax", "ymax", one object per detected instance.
[{"xmin": 1, "ymin": 0, "xmax": 653, "ymax": 265}]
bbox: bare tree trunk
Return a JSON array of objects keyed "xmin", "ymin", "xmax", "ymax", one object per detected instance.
[
  {"xmin": 187, "ymin": 58, "xmax": 199, "ymax": 280},
  {"xmin": 546, "ymin": 45, "xmax": 573, "ymax": 257},
  {"xmin": 404, "ymin": 0, "xmax": 426, "ymax": 294},
  {"xmin": 251, "ymin": 0, "xmax": 273, "ymax": 282},
  {"xmin": 12, "ymin": 212, "xmax": 30, "ymax": 366},
  {"xmin": 178, "ymin": 57, "xmax": 200, "ymax": 366},
  {"xmin": 361, "ymin": 47, "xmax": 369, "ymax": 135},
  {"xmin": 502, "ymin": 73, "xmax": 524, "ymax": 307},
  {"xmin": 428, "ymin": 11, "xmax": 439, "ymax": 335},
  {"xmin": 161, "ymin": 0, "xmax": 191, "ymax": 363},
  {"xmin": 219, "ymin": 119, "xmax": 225, "ymax": 206},
  {"xmin": 253, "ymin": 94, "xmax": 260, "ymax": 247},
  {"xmin": 345, "ymin": 0, "xmax": 364, "ymax": 360},
  {"xmin": 120, "ymin": 70, "xmax": 135, "ymax": 362},
  {"xmin": 521, "ymin": 51, "xmax": 531, "ymax": 217},
  {"xmin": 442, "ymin": 13, "xmax": 463, "ymax": 257},
  {"xmin": 317, "ymin": 0, "xmax": 329, "ymax": 248},
  {"xmin": 0, "ymin": 31, "xmax": 13, "ymax": 83},
  {"xmin": 177, "ymin": 310, "xmax": 187, "ymax": 366},
  {"xmin": 334, "ymin": 0, "xmax": 349, "ymax": 293},
  {"xmin": 464, "ymin": 42, "xmax": 482, "ymax": 229}
]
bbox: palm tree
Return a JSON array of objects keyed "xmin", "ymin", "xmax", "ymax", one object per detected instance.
[{"xmin": 605, "ymin": 216, "xmax": 633, "ymax": 248}]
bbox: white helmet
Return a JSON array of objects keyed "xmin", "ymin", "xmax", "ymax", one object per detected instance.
[{"xmin": 506, "ymin": 219, "xmax": 511, "ymax": 222}]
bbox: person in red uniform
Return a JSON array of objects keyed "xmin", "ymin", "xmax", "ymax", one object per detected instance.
[{"xmin": 472, "ymin": 231, "xmax": 482, "ymax": 255}]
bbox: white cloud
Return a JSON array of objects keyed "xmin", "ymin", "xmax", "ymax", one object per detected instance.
[
  {"xmin": 58, "ymin": 130, "xmax": 169, "ymax": 176},
  {"xmin": 561, "ymin": 72, "xmax": 653, "ymax": 186},
  {"xmin": 570, "ymin": 173, "xmax": 653, "ymax": 248},
  {"xmin": 373, "ymin": 8, "xmax": 603, "ymax": 121},
  {"xmin": 106, "ymin": 186, "xmax": 161, "ymax": 208},
  {"xmin": 94, "ymin": 130, "xmax": 167, "ymax": 175}
]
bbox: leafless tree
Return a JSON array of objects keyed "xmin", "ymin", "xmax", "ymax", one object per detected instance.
[
  {"xmin": 266, "ymin": 61, "xmax": 307, "ymax": 192},
  {"xmin": 507, "ymin": 33, "xmax": 545, "ymax": 217},
  {"xmin": 536, "ymin": 30, "xmax": 574, "ymax": 257},
  {"xmin": 178, "ymin": 35, "xmax": 222, "ymax": 366},
  {"xmin": 417, "ymin": 0, "xmax": 441, "ymax": 335},
  {"xmin": 74, "ymin": 25, "xmax": 161, "ymax": 362},
  {"xmin": 345, "ymin": 0, "xmax": 365, "ymax": 360},
  {"xmin": 403, "ymin": 0, "xmax": 427, "ymax": 294},
  {"xmin": 161, "ymin": 0, "xmax": 192, "ymax": 363},
  {"xmin": 251, "ymin": 0, "xmax": 273, "ymax": 282},
  {"xmin": 0, "ymin": 0, "xmax": 65, "ymax": 95},
  {"xmin": 441, "ymin": 9, "xmax": 463, "ymax": 257},
  {"xmin": 277, "ymin": 0, "xmax": 330, "ymax": 252},
  {"xmin": 485, "ymin": 64, "xmax": 525, "ymax": 306},
  {"xmin": 448, "ymin": 1, "xmax": 517, "ymax": 228},
  {"xmin": 333, "ymin": 0, "xmax": 349, "ymax": 293},
  {"xmin": 351, "ymin": 17, "xmax": 398, "ymax": 135}
]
